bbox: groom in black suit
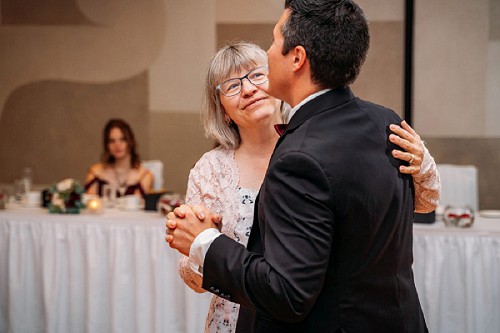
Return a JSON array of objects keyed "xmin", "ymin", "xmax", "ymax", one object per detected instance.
[{"xmin": 166, "ymin": 0, "xmax": 428, "ymax": 332}]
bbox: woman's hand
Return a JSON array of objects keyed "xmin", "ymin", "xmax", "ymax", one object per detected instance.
[
  {"xmin": 165, "ymin": 204, "xmax": 222, "ymax": 256},
  {"xmin": 389, "ymin": 120, "xmax": 425, "ymax": 175}
]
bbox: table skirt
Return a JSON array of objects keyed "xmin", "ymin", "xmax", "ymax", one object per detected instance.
[
  {"xmin": 0, "ymin": 210, "xmax": 211, "ymax": 333},
  {"xmin": 413, "ymin": 223, "xmax": 500, "ymax": 333}
]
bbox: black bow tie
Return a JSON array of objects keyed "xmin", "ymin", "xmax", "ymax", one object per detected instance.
[{"xmin": 274, "ymin": 124, "xmax": 288, "ymax": 136}]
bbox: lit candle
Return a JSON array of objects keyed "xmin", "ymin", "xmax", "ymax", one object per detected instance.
[{"xmin": 87, "ymin": 198, "xmax": 104, "ymax": 214}]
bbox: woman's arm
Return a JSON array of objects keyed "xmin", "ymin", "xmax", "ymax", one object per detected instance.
[
  {"xmin": 177, "ymin": 163, "xmax": 209, "ymax": 293},
  {"xmin": 140, "ymin": 168, "xmax": 154, "ymax": 194},
  {"xmin": 84, "ymin": 164, "xmax": 100, "ymax": 195},
  {"xmin": 389, "ymin": 121, "xmax": 441, "ymax": 213}
]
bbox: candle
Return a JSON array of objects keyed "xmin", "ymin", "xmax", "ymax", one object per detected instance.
[{"xmin": 87, "ymin": 198, "xmax": 104, "ymax": 214}]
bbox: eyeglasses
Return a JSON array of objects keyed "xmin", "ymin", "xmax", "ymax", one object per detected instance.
[{"xmin": 216, "ymin": 65, "xmax": 269, "ymax": 97}]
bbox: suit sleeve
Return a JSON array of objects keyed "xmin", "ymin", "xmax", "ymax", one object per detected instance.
[{"xmin": 203, "ymin": 151, "xmax": 335, "ymax": 323}]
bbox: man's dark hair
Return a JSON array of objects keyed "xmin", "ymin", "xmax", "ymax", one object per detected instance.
[{"xmin": 283, "ymin": 0, "xmax": 369, "ymax": 89}]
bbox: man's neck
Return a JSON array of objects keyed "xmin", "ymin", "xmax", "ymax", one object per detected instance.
[
  {"xmin": 287, "ymin": 80, "xmax": 322, "ymax": 109},
  {"xmin": 287, "ymin": 88, "xmax": 332, "ymax": 122}
]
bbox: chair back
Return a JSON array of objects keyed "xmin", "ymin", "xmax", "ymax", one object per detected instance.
[
  {"xmin": 437, "ymin": 164, "xmax": 478, "ymax": 211},
  {"xmin": 142, "ymin": 160, "xmax": 164, "ymax": 191}
]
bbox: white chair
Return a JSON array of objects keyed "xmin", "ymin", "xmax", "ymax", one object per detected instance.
[
  {"xmin": 436, "ymin": 164, "xmax": 478, "ymax": 211},
  {"xmin": 142, "ymin": 160, "xmax": 164, "ymax": 191}
]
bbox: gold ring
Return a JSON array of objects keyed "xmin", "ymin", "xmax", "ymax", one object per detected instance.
[{"xmin": 409, "ymin": 154, "xmax": 415, "ymax": 164}]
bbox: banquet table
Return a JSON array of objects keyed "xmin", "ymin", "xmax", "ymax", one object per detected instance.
[
  {"xmin": 413, "ymin": 216, "xmax": 500, "ymax": 333},
  {"xmin": 1, "ymin": 205, "xmax": 500, "ymax": 333},
  {"xmin": 0, "ymin": 204, "xmax": 212, "ymax": 333}
]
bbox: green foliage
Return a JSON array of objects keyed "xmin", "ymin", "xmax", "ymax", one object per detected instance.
[{"xmin": 48, "ymin": 178, "xmax": 85, "ymax": 214}]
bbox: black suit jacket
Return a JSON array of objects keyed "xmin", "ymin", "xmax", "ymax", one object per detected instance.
[{"xmin": 202, "ymin": 88, "xmax": 428, "ymax": 332}]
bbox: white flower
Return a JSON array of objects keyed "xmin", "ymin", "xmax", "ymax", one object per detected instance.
[
  {"xmin": 57, "ymin": 178, "xmax": 74, "ymax": 192},
  {"xmin": 51, "ymin": 193, "xmax": 66, "ymax": 211}
]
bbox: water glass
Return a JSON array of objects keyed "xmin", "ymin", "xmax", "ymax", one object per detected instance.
[
  {"xmin": 14, "ymin": 179, "xmax": 25, "ymax": 203},
  {"xmin": 102, "ymin": 184, "xmax": 117, "ymax": 207},
  {"xmin": 22, "ymin": 167, "xmax": 33, "ymax": 194}
]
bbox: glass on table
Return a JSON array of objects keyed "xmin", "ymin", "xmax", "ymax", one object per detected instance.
[
  {"xmin": 13, "ymin": 179, "xmax": 25, "ymax": 203},
  {"xmin": 102, "ymin": 184, "xmax": 117, "ymax": 208},
  {"xmin": 443, "ymin": 205, "xmax": 475, "ymax": 228},
  {"xmin": 22, "ymin": 167, "xmax": 33, "ymax": 194}
]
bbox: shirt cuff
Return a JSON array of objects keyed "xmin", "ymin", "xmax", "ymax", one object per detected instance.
[{"xmin": 189, "ymin": 228, "xmax": 222, "ymax": 276}]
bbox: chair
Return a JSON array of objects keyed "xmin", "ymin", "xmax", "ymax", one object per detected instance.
[
  {"xmin": 142, "ymin": 160, "xmax": 164, "ymax": 191},
  {"xmin": 436, "ymin": 164, "xmax": 478, "ymax": 211}
]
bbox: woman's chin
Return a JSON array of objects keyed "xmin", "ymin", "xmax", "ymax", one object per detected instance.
[{"xmin": 112, "ymin": 153, "xmax": 128, "ymax": 160}]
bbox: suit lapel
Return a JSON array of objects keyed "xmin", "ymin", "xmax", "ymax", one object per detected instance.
[
  {"xmin": 287, "ymin": 87, "xmax": 356, "ymax": 133},
  {"xmin": 273, "ymin": 87, "xmax": 356, "ymax": 149},
  {"xmin": 247, "ymin": 191, "xmax": 263, "ymax": 252}
]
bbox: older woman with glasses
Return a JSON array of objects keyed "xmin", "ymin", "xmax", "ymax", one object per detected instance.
[{"xmin": 177, "ymin": 41, "xmax": 439, "ymax": 333}]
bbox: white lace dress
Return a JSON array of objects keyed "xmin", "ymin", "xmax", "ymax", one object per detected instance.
[{"xmin": 178, "ymin": 145, "xmax": 440, "ymax": 333}]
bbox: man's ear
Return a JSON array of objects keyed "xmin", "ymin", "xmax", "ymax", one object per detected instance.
[{"xmin": 291, "ymin": 45, "xmax": 307, "ymax": 72}]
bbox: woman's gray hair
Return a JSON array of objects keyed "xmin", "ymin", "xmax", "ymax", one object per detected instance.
[{"xmin": 202, "ymin": 41, "xmax": 286, "ymax": 149}]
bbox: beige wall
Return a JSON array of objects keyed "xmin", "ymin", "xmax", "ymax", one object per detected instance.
[
  {"xmin": 0, "ymin": 0, "xmax": 499, "ymax": 208},
  {"xmin": 414, "ymin": 0, "xmax": 499, "ymax": 137}
]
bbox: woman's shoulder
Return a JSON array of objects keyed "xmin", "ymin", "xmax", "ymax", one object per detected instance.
[
  {"xmin": 186, "ymin": 146, "xmax": 239, "ymax": 218},
  {"xmin": 88, "ymin": 163, "xmax": 105, "ymax": 175},
  {"xmin": 189, "ymin": 146, "xmax": 238, "ymax": 188},
  {"xmin": 136, "ymin": 163, "xmax": 150, "ymax": 174},
  {"xmin": 194, "ymin": 146, "xmax": 235, "ymax": 170},
  {"xmin": 135, "ymin": 164, "xmax": 154, "ymax": 181}
]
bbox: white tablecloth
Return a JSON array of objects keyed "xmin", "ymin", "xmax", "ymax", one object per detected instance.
[
  {"xmin": 2, "ymin": 206, "xmax": 499, "ymax": 333},
  {"xmin": 0, "ymin": 205, "xmax": 212, "ymax": 333},
  {"xmin": 413, "ymin": 217, "xmax": 500, "ymax": 333}
]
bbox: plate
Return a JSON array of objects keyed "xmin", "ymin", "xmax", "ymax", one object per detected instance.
[{"xmin": 478, "ymin": 210, "xmax": 500, "ymax": 218}]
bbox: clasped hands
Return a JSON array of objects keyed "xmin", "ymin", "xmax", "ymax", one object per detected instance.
[{"xmin": 165, "ymin": 204, "xmax": 222, "ymax": 256}]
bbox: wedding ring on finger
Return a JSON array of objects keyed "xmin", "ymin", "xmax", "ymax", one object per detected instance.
[{"xmin": 409, "ymin": 154, "xmax": 415, "ymax": 164}]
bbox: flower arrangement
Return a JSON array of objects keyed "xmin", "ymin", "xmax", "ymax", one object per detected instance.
[{"xmin": 48, "ymin": 178, "xmax": 85, "ymax": 214}]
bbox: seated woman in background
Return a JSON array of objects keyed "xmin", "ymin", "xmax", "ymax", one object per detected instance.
[{"xmin": 85, "ymin": 118, "xmax": 153, "ymax": 198}]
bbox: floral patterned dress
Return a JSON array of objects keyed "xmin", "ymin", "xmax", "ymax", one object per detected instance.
[{"xmin": 204, "ymin": 187, "xmax": 257, "ymax": 333}]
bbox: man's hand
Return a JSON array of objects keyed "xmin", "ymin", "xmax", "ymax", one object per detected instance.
[{"xmin": 165, "ymin": 204, "xmax": 222, "ymax": 256}]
